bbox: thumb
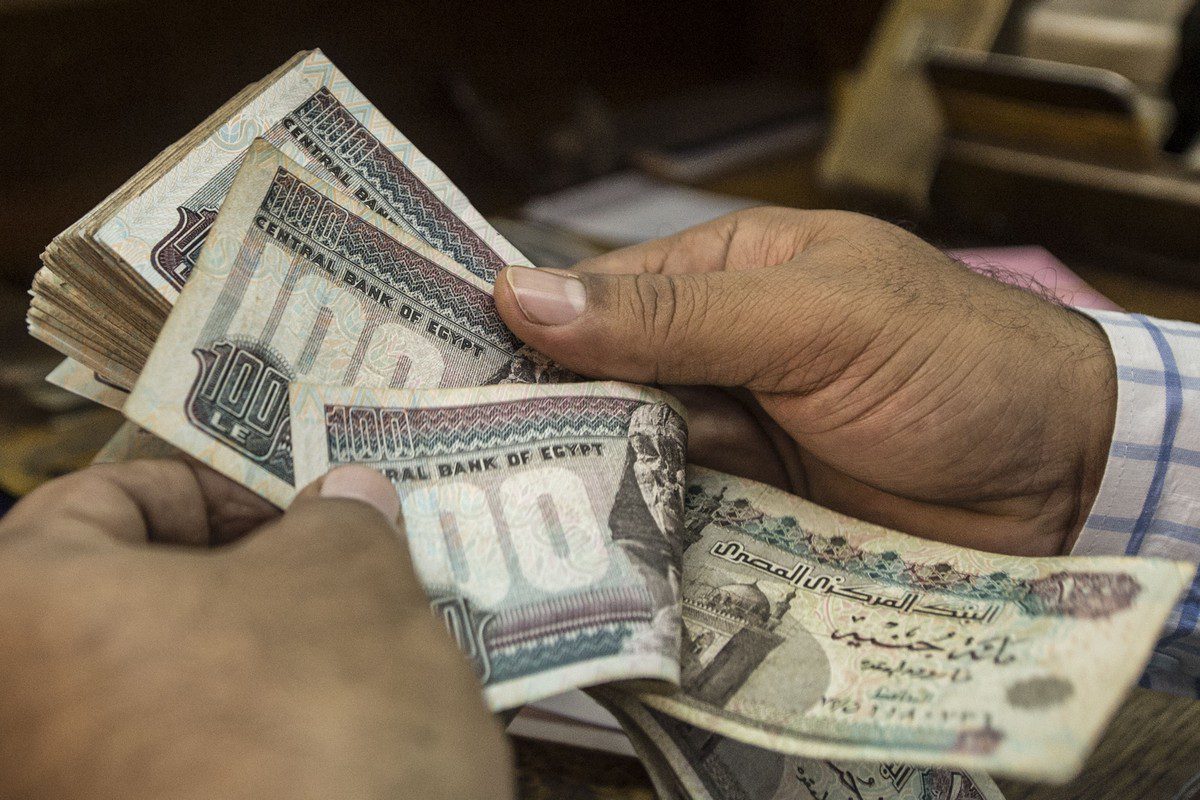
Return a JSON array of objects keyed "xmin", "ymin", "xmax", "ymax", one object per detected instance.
[
  {"xmin": 495, "ymin": 264, "xmax": 804, "ymax": 388},
  {"xmin": 240, "ymin": 465, "xmax": 428, "ymax": 609},
  {"xmin": 296, "ymin": 464, "xmax": 401, "ymax": 523}
]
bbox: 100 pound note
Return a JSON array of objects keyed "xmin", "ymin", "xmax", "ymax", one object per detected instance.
[
  {"xmin": 125, "ymin": 141, "xmax": 563, "ymax": 505},
  {"xmin": 289, "ymin": 380, "xmax": 688, "ymax": 710},
  {"xmin": 641, "ymin": 468, "xmax": 1193, "ymax": 782}
]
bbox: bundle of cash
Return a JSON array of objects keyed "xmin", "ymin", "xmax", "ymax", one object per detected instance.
[
  {"xmin": 122, "ymin": 140, "xmax": 566, "ymax": 505},
  {"xmin": 31, "ymin": 51, "xmax": 1194, "ymax": 797},
  {"xmin": 280, "ymin": 377, "xmax": 1192, "ymax": 785},
  {"xmin": 33, "ymin": 49, "xmax": 522, "ymax": 396}
]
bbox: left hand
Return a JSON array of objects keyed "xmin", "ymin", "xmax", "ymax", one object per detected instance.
[
  {"xmin": 495, "ymin": 208, "xmax": 1116, "ymax": 556},
  {"xmin": 0, "ymin": 459, "xmax": 511, "ymax": 800}
]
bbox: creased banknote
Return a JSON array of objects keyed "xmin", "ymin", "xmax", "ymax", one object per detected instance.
[
  {"xmin": 594, "ymin": 688, "xmax": 1005, "ymax": 800},
  {"xmin": 637, "ymin": 467, "xmax": 1193, "ymax": 782},
  {"xmin": 288, "ymin": 380, "xmax": 688, "ymax": 710},
  {"xmin": 100, "ymin": 49, "xmax": 519, "ymax": 301},
  {"xmin": 125, "ymin": 141, "xmax": 565, "ymax": 505}
]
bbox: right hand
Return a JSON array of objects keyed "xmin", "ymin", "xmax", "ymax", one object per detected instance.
[
  {"xmin": 0, "ymin": 460, "xmax": 511, "ymax": 800},
  {"xmin": 494, "ymin": 208, "xmax": 1117, "ymax": 557}
]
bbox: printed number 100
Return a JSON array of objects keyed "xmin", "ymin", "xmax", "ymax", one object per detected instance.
[{"xmin": 400, "ymin": 467, "xmax": 610, "ymax": 605}]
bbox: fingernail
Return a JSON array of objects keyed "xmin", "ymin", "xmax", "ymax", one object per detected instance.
[
  {"xmin": 506, "ymin": 266, "xmax": 586, "ymax": 325},
  {"xmin": 320, "ymin": 465, "xmax": 399, "ymax": 525}
]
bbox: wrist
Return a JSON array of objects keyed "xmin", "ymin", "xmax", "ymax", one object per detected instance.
[{"xmin": 1062, "ymin": 312, "xmax": 1118, "ymax": 553}]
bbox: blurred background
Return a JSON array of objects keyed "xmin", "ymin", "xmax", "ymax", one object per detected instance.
[{"xmin": 2, "ymin": 1, "xmax": 1200, "ymax": 795}]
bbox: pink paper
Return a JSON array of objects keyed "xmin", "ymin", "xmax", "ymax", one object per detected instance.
[{"xmin": 950, "ymin": 246, "xmax": 1122, "ymax": 311}]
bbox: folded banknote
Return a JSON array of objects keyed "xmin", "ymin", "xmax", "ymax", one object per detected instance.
[{"xmin": 290, "ymin": 379, "xmax": 688, "ymax": 711}]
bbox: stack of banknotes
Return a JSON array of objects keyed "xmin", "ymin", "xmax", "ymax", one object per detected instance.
[{"xmin": 29, "ymin": 50, "xmax": 1195, "ymax": 799}]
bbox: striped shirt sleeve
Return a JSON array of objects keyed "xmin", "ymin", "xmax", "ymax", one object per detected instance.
[{"xmin": 1073, "ymin": 310, "xmax": 1200, "ymax": 697}]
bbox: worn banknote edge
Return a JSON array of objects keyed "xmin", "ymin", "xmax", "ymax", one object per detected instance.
[
  {"xmin": 596, "ymin": 687, "xmax": 1007, "ymax": 800},
  {"xmin": 289, "ymin": 379, "xmax": 686, "ymax": 423},
  {"xmin": 46, "ymin": 358, "xmax": 129, "ymax": 412}
]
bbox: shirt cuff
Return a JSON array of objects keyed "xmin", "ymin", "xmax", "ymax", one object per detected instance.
[
  {"xmin": 1070, "ymin": 310, "xmax": 1200, "ymax": 561},
  {"xmin": 1071, "ymin": 311, "xmax": 1200, "ymax": 694}
]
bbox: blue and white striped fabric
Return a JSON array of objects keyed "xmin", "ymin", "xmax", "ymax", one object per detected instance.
[{"xmin": 1075, "ymin": 310, "xmax": 1200, "ymax": 697}]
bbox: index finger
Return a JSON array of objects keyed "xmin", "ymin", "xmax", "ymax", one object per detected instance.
[
  {"xmin": 568, "ymin": 206, "xmax": 844, "ymax": 278},
  {"xmin": 569, "ymin": 212, "xmax": 743, "ymax": 276},
  {"xmin": 0, "ymin": 459, "xmax": 277, "ymax": 548}
]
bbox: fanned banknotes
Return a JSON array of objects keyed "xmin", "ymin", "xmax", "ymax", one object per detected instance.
[
  {"xmin": 124, "ymin": 141, "xmax": 564, "ymax": 505},
  {"xmin": 638, "ymin": 467, "xmax": 1193, "ymax": 782},
  {"xmin": 32, "ymin": 49, "xmax": 524, "ymax": 392},
  {"xmin": 593, "ymin": 688, "xmax": 1005, "ymax": 800},
  {"xmin": 289, "ymin": 380, "xmax": 688, "ymax": 711}
]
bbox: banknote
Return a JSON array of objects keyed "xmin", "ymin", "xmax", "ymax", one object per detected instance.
[
  {"xmin": 98, "ymin": 49, "xmax": 520, "ymax": 302},
  {"xmin": 637, "ymin": 467, "xmax": 1193, "ymax": 782},
  {"xmin": 288, "ymin": 379, "xmax": 688, "ymax": 710},
  {"xmin": 124, "ymin": 141, "xmax": 566, "ymax": 505},
  {"xmin": 594, "ymin": 688, "xmax": 1005, "ymax": 800},
  {"xmin": 46, "ymin": 358, "xmax": 129, "ymax": 411}
]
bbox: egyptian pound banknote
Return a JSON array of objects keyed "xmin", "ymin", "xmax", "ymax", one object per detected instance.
[
  {"xmin": 288, "ymin": 380, "xmax": 688, "ymax": 711},
  {"xmin": 101, "ymin": 49, "xmax": 520, "ymax": 302},
  {"xmin": 124, "ymin": 141, "xmax": 566, "ymax": 505},
  {"xmin": 637, "ymin": 467, "xmax": 1193, "ymax": 782},
  {"xmin": 594, "ymin": 688, "xmax": 1004, "ymax": 800}
]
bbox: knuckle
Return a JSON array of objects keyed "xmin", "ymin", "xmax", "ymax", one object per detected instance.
[
  {"xmin": 629, "ymin": 273, "xmax": 700, "ymax": 348},
  {"xmin": 627, "ymin": 273, "xmax": 715, "ymax": 383}
]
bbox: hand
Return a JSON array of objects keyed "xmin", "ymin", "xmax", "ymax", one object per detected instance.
[
  {"xmin": 495, "ymin": 208, "xmax": 1117, "ymax": 557},
  {"xmin": 0, "ymin": 459, "xmax": 511, "ymax": 800}
]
